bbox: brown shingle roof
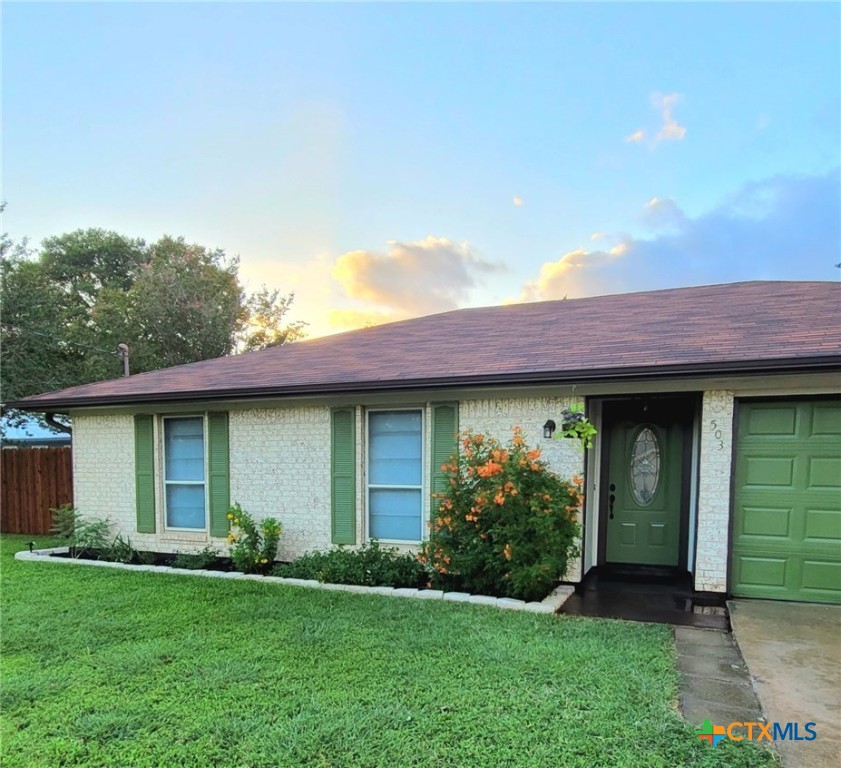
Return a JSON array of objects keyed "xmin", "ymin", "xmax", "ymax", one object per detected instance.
[{"xmin": 11, "ymin": 281, "xmax": 841, "ymax": 410}]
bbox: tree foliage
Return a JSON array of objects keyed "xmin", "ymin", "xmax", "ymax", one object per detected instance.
[{"xmin": 1, "ymin": 228, "xmax": 305, "ymax": 422}]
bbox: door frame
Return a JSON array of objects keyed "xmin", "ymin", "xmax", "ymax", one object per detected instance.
[{"xmin": 594, "ymin": 394, "xmax": 700, "ymax": 571}]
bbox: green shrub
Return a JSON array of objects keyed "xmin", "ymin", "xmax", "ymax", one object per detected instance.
[
  {"xmin": 273, "ymin": 540, "xmax": 427, "ymax": 588},
  {"xmin": 49, "ymin": 504, "xmax": 111, "ymax": 559},
  {"xmin": 421, "ymin": 427, "xmax": 582, "ymax": 601},
  {"xmin": 107, "ymin": 534, "xmax": 136, "ymax": 564},
  {"xmin": 226, "ymin": 503, "xmax": 282, "ymax": 574},
  {"xmin": 171, "ymin": 546, "xmax": 218, "ymax": 570}
]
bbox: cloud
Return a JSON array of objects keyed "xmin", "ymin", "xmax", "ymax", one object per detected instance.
[
  {"xmin": 626, "ymin": 92, "xmax": 686, "ymax": 146},
  {"xmin": 518, "ymin": 246, "xmax": 627, "ymax": 302},
  {"xmin": 515, "ymin": 169, "xmax": 840, "ymax": 302},
  {"xmin": 590, "ymin": 231, "xmax": 608, "ymax": 241},
  {"xmin": 641, "ymin": 197, "xmax": 686, "ymax": 230},
  {"xmin": 330, "ymin": 236, "xmax": 501, "ymax": 328},
  {"xmin": 513, "ymin": 196, "xmax": 524, "ymax": 207},
  {"xmin": 653, "ymin": 92, "xmax": 686, "ymax": 142}
]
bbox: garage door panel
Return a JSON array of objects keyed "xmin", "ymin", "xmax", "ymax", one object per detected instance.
[
  {"xmin": 733, "ymin": 554, "xmax": 787, "ymax": 589},
  {"xmin": 810, "ymin": 404, "xmax": 841, "ymax": 437},
  {"xmin": 804, "ymin": 509, "xmax": 841, "ymax": 543},
  {"xmin": 746, "ymin": 406, "xmax": 797, "ymax": 436},
  {"xmin": 739, "ymin": 505, "xmax": 792, "ymax": 538},
  {"xmin": 743, "ymin": 456, "xmax": 794, "ymax": 487},
  {"xmin": 801, "ymin": 560, "xmax": 841, "ymax": 592},
  {"xmin": 808, "ymin": 457, "xmax": 841, "ymax": 489},
  {"xmin": 732, "ymin": 399, "xmax": 841, "ymax": 604}
]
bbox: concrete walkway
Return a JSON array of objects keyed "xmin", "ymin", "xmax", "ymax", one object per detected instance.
[
  {"xmin": 729, "ymin": 599, "xmax": 841, "ymax": 768},
  {"xmin": 676, "ymin": 626, "xmax": 764, "ymax": 732}
]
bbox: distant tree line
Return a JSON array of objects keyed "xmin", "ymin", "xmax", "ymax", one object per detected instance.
[{"xmin": 1, "ymin": 226, "xmax": 305, "ymax": 426}]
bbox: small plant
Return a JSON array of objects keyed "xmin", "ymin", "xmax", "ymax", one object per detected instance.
[
  {"xmin": 107, "ymin": 534, "xmax": 136, "ymax": 564},
  {"xmin": 136, "ymin": 550, "xmax": 157, "ymax": 566},
  {"xmin": 226, "ymin": 503, "xmax": 282, "ymax": 574},
  {"xmin": 421, "ymin": 427, "xmax": 582, "ymax": 601},
  {"xmin": 558, "ymin": 404, "xmax": 597, "ymax": 450},
  {"xmin": 49, "ymin": 504, "xmax": 78, "ymax": 540},
  {"xmin": 171, "ymin": 546, "xmax": 218, "ymax": 570},
  {"xmin": 49, "ymin": 504, "xmax": 111, "ymax": 559},
  {"xmin": 272, "ymin": 540, "xmax": 427, "ymax": 588}
]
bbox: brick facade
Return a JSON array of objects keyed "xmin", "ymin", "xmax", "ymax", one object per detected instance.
[
  {"xmin": 695, "ymin": 390, "xmax": 735, "ymax": 592},
  {"xmin": 71, "ymin": 391, "xmax": 740, "ymax": 591},
  {"xmin": 229, "ymin": 407, "xmax": 332, "ymax": 561},
  {"xmin": 72, "ymin": 398, "xmax": 587, "ymax": 575}
]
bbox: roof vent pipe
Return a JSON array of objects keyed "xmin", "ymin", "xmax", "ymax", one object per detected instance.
[{"xmin": 117, "ymin": 344, "xmax": 130, "ymax": 377}]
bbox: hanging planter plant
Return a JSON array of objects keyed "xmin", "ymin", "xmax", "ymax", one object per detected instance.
[{"xmin": 558, "ymin": 405, "xmax": 597, "ymax": 450}]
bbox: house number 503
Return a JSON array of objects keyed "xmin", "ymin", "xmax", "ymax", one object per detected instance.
[{"xmin": 710, "ymin": 420, "xmax": 725, "ymax": 450}]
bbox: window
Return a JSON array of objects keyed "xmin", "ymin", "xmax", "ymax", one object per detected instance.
[
  {"xmin": 367, "ymin": 410, "xmax": 423, "ymax": 541},
  {"xmin": 630, "ymin": 425, "xmax": 660, "ymax": 505},
  {"xmin": 163, "ymin": 416, "xmax": 206, "ymax": 530}
]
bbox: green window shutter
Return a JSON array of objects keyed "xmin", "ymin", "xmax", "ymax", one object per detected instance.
[
  {"xmin": 331, "ymin": 408, "xmax": 356, "ymax": 545},
  {"xmin": 134, "ymin": 415, "xmax": 156, "ymax": 534},
  {"xmin": 207, "ymin": 412, "xmax": 231, "ymax": 537},
  {"xmin": 431, "ymin": 403, "xmax": 459, "ymax": 504}
]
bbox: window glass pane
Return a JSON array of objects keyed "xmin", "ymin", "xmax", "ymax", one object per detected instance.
[
  {"xmin": 630, "ymin": 426, "xmax": 660, "ymax": 505},
  {"xmin": 369, "ymin": 411, "xmax": 422, "ymax": 485},
  {"xmin": 165, "ymin": 418, "xmax": 205, "ymax": 481},
  {"xmin": 166, "ymin": 484, "xmax": 206, "ymax": 529},
  {"xmin": 369, "ymin": 489, "xmax": 422, "ymax": 541}
]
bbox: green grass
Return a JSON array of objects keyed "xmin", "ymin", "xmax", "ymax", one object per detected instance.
[{"xmin": 1, "ymin": 534, "xmax": 772, "ymax": 767}]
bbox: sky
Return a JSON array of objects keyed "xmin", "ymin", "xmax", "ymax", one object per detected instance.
[{"xmin": 3, "ymin": 1, "xmax": 840, "ymax": 338}]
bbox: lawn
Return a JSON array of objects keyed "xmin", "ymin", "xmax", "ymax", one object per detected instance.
[{"xmin": 0, "ymin": 534, "xmax": 772, "ymax": 767}]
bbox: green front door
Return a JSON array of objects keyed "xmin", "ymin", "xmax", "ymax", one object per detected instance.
[
  {"xmin": 732, "ymin": 399, "xmax": 841, "ymax": 604},
  {"xmin": 605, "ymin": 405, "xmax": 686, "ymax": 566}
]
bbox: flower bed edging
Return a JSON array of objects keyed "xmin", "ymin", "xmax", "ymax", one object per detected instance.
[{"xmin": 15, "ymin": 547, "xmax": 575, "ymax": 614}]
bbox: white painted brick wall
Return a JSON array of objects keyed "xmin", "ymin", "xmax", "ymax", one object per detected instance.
[
  {"xmin": 72, "ymin": 408, "xmax": 332, "ymax": 560},
  {"xmin": 695, "ymin": 390, "xmax": 734, "ymax": 592},
  {"xmin": 229, "ymin": 407, "xmax": 331, "ymax": 561},
  {"xmin": 73, "ymin": 396, "xmax": 587, "ymax": 584},
  {"xmin": 459, "ymin": 396, "xmax": 586, "ymax": 582},
  {"xmin": 72, "ymin": 413, "xmax": 160, "ymax": 552}
]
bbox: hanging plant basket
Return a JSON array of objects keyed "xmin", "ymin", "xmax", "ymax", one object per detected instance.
[{"xmin": 558, "ymin": 407, "xmax": 597, "ymax": 450}]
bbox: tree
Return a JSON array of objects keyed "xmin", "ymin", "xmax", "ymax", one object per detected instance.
[
  {"xmin": 1, "ymin": 228, "xmax": 305, "ymax": 426},
  {"xmin": 237, "ymin": 287, "xmax": 307, "ymax": 353}
]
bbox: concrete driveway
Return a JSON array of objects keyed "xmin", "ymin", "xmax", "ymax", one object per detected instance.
[{"xmin": 729, "ymin": 599, "xmax": 841, "ymax": 768}]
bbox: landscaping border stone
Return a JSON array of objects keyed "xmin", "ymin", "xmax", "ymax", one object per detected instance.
[{"xmin": 15, "ymin": 547, "xmax": 576, "ymax": 613}]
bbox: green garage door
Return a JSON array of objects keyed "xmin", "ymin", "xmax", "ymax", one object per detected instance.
[{"xmin": 732, "ymin": 399, "xmax": 841, "ymax": 603}]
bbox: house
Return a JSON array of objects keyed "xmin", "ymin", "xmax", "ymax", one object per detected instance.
[
  {"xmin": 10, "ymin": 281, "xmax": 841, "ymax": 604},
  {"xmin": 0, "ymin": 414, "xmax": 72, "ymax": 447}
]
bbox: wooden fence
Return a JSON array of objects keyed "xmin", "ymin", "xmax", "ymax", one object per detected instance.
[{"xmin": 1, "ymin": 446, "xmax": 73, "ymax": 534}]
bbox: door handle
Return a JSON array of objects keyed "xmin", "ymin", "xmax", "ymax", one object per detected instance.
[{"xmin": 609, "ymin": 492, "xmax": 616, "ymax": 520}]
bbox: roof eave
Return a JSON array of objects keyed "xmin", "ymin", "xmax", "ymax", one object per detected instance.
[{"xmin": 8, "ymin": 355, "xmax": 841, "ymax": 412}]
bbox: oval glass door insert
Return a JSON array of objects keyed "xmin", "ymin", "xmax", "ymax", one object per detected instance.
[{"xmin": 630, "ymin": 426, "xmax": 660, "ymax": 505}]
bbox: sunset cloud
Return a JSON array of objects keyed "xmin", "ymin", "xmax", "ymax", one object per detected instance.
[
  {"xmin": 516, "ymin": 169, "xmax": 839, "ymax": 301},
  {"xmin": 518, "ymin": 245, "xmax": 628, "ymax": 302},
  {"xmin": 330, "ymin": 236, "xmax": 501, "ymax": 329}
]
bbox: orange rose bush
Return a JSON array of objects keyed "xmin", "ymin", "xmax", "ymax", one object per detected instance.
[{"xmin": 420, "ymin": 428, "xmax": 582, "ymax": 601}]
